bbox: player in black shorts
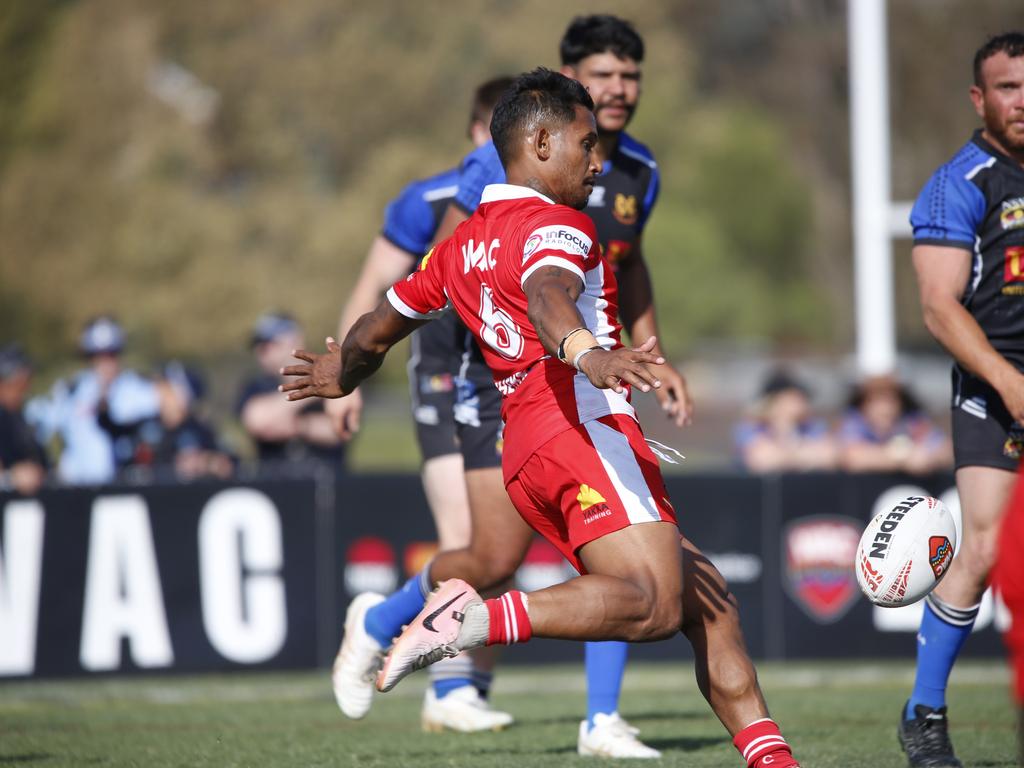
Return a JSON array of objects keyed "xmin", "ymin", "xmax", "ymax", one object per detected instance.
[
  {"xmin": 327, "ymin": 77, "xmax": 516, "ymax": 733},
  {"xmin": 899, "ymin": 32, "xmax": 1024, "ymax": 768}
]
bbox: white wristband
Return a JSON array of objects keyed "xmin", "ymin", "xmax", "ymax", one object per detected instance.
[{"xmin": 572, "ymin": 346, "xmax": 600, "ymax": 370}]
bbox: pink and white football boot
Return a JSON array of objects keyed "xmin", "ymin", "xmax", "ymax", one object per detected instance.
[{"xmin": 376, "ymin": 579, "xmax": 482, "ymax": 693}]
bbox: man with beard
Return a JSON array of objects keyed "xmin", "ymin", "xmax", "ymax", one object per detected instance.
[{"xmin": 900, "ymin": 31, "xmax": 1024, "ymax": 768}]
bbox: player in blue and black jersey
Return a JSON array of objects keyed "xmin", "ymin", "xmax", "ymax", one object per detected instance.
[
  {"xmin": 900, "ymin": 32, "xmax": 1024, "ymax": 768},
  {"xmin": 327, "ymin": 76, "xmax": 517, "ymax": 733}
]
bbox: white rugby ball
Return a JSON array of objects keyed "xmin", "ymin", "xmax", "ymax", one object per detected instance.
[{"xmin": 855, "ymin": 494, "xmax": 957, "ymax": 607}]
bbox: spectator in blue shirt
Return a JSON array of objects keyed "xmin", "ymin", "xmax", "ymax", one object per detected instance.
[
  {"xmin": 734, "ymin": 369, "xmax": 837, "ymax": 473},
  {"xmin": 838, "ymin": 375, "xmax": 953, "ymax": 475},
  {"xmin": 26, "ymin": 316, "xmax": 166, "ymax": 485}
]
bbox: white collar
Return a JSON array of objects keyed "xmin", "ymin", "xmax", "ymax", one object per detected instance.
[{"xmin": 479, "ymin": 183, "xmax": 554, "ymax": 205}]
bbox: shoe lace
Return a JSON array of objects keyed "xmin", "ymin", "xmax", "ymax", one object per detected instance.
[{"xmin": 412, "ymin": 643, "xmax": 460, "ymax": 673}]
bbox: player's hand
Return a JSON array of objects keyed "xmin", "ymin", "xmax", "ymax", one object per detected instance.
[
  {"xmin": 998, "ymin": 370, "xmax": 1024, "ymax": 424},
  {"xmin": 279, "ymin": 337, "xmax": 344, "ymax": 401},
  {"xmin": 649, "ymin": 360, "xmax": 693, "ymax": 428},
  {"xmin": 326, "ymin": 388, "xmax": 363, "ymax": 440},
  {"xmin": 577, "ymin": 335, "xmax": 664, "ymax": 395}
]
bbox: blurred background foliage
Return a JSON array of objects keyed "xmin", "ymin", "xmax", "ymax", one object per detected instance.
[{"xmin": 0, "ymin": 0, "xmax": 1020, "ymax": 464}]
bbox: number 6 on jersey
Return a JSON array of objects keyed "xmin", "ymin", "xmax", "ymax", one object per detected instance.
[{"xmin": 478, "ymin": 283, "xmax": 524, "ymax": 360}]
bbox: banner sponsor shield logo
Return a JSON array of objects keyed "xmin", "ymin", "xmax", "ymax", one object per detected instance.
[{"xmin": 783, "ymin": 516, "xmax": 861, "ymax": 623}]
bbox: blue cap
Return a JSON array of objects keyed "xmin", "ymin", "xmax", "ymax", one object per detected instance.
[
  {"xmin": 250, "ymin": 312, "xmax": 300, "ymax": 347},
  {"xmin": 79, "ymin": 316, "xmax": 125, "ymax": 355}
]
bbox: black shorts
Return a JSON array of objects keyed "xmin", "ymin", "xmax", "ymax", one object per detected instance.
[
  {"xmin": 951, "ymin": 370, "xmax": 1024, "ymax": 471},
  {"xmin": 409, "ymin": 324, "xmax": 502, "ymax": 471}
]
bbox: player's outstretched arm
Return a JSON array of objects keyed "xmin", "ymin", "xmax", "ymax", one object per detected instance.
[
  {"xmin": 281, "ymin": 301, "xmax": 425, "ymax": 401},
  {"xmin": 523, "ymin": 265, "xmax": 664, "ymax": 395}
]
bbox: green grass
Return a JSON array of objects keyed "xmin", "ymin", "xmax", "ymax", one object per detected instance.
[{"xmin": 0, "ymin": 661, "xmax": 1015, "ymax": 767}]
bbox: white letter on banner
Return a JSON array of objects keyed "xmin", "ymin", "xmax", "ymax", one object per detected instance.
[
  {"xmin": 0, "ymin": 500, "xmax": 45, "ymax": 675},
  {"xmin": 198, "ymin": 489, "xmax": 287, "ymax": 663},
  {"xmin": 80, "ymin": 496, "xmax": 173, "ymax": 671}
]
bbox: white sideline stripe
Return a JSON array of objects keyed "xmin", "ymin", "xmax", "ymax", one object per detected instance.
[{"xmin": 583, "ymin": 419, "xmax": 660, "ymax": 525}]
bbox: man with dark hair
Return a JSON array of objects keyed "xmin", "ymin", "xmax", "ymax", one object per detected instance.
[
  {"xmin": 326, "ymin": 76, "xmax": 516, "ymax": 732},
  {"xmin": 284, "ymin": 67, "xmax": 801, "ymax": 768},
  {"xmin": 0, "ymin": 344, "xmax": 47, "ymax": 495},
  {"xmin": 328, "ymin": 17, "xmax": 685, "ymax": 757},
  {"xmin": 901, "ymin": 31, "xmax": 1024, "ymax": 768}
]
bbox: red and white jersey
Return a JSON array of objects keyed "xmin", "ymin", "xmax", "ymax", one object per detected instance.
[{"xmin": 387, "ymin": 183, "xmax": 636, "ymax": 479}]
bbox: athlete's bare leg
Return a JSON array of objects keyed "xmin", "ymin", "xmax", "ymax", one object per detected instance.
[
  {"xmin": 429, "ymin": 466, "xmax": 535, "ymax": 590},
  {"xmin": 523, "ymin": 521, "xmax": 767, "ymax": 736},
  {"xmin": 935, "ymin": 465, "xmax": 1017, "ymax": 606}
]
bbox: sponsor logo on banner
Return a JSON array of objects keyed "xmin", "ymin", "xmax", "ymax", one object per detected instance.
[
  {"xmin": 344, "ymin": 537, "xmax": 398, "ymax": 596},
  {"xmin": 929, "ymin": 536, "xmax": 953, "ymax": 579},
  {"xmin": 522, "ymin": 234, "xmax": 543, "ymax": 261},
  {"xmin": 404, "ymin": 541, "xmax": 438, "ymax": 578},
  {"xmin": 527, "ymin": 225, "xmax": 592, "ymax": 258},
  {"xmin": 613, "ymin": 193, "xmax": 638, "ymax": 225},
  {"xmin": 515, "ymin": 539, "xmax": 575, "ymax": 591},
  {"xmin": 783, "ymin": 516, "xmax": 861, "ymax": 623},
  {"xmin": 577, "ymin": 484, "xmax": 613, "ymax": 524},
  {"xmin": 1001, "ymin": 198, "xmax": 1024, "ymax": 230}
]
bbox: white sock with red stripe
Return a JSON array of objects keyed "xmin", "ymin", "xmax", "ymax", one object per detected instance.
[
  {"xmin": 483, "ymin": 591, "xmax": 532, "ymax": 645},
  {"xmin": 733, "ymin": 718, "xmax": 799, "ymax": 767}
]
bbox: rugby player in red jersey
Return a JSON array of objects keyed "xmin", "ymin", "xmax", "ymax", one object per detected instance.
[{"xmin": 282, "ymin": 69, "xmax": 800, "ymax": 768}]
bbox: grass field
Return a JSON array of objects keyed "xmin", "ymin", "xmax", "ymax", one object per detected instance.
[{"xmin": 0, "ymin": 661, "xmax": 1015, "ymax": 767}]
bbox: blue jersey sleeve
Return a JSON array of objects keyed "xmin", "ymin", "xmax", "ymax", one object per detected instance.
[
  {"xmin": 909, "ymin": 163, "xmax": 986, "ymax": 249},
  {"xmin": 618, "ymin": 134, "xmax": 660, "ymax": 231},
  {"xmin": 381, "ymin": 181, "xmax": 441, "ymax": 257},
  {"xmin": 639, "ymin": 162, "xmax": 660, "ymax": 230},
  {"xmin": 453, "ymin": 142, "xmax": 505, "ymax": 214}
]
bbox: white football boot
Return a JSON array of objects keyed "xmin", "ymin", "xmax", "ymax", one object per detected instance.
[
  {"xmin": 577, "ymin": 712, "xmax": 662, "ymax": 759},
  {"xmin": 421, "ymin": 685, "xmax": 515, "ymax": 733},
  {"xmin": 331, "ymin": 592, "xmax": 386, "ymax": 719}
]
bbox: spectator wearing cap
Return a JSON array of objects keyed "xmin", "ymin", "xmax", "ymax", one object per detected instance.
[
  {"xmin": 0, "ymin": 344, "xmax": 47, "ymax": 495},
  {"xmin": 734, "ymin": 369, "xmax": 838, "ymax": 473},
  {"xmin": 237, "ymin": 312, "xmax": 347, "ymax": 472},
  {"xmin": 838, "ymin": 374, "xmax": 953, "ymax": 475},
  {"xmin": 25, "ymin": 316, "xmax": 165, "ymax": 484}
]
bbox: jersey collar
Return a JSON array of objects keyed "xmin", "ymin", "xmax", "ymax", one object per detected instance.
[{"xmin": 480, "ymin": 183, "xmax": 555, "ymax": 205}]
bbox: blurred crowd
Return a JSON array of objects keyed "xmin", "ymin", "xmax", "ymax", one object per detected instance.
[
  {"xmin": 0, "ymin": 312, "xmax": 347, "ymax": 495},
  {"xmin": 733, "ymin": 369, "xmax": 953, "ymax": 475},
  {"xmin": 0, "ymin": 317, "xmax": 954, "ymax": 496}
]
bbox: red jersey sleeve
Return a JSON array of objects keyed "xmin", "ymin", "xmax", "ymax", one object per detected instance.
[
  {"xmin": 386, "ymin": 245, "xmax": 449, "ymax": 319},
  {"xmin": 517, "ymin": 209, "xmax": 600, "ymax": 288}
]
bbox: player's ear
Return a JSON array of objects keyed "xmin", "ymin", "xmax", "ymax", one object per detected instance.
[
  {"xmin": 534, "ymin": 127, "xmax": 552, "ymax": 161},
  {"xmin": 559, "ymin": 64, "xmax": 577, "ymax": 79},
  {"xmin": 969, "ymin": 84, "xmax": 985, "ymax": 120}
]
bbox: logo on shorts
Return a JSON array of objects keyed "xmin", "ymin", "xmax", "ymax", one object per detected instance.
[
  {"xmin": 928, "ymin": 536, "xmax": 953, "ymax": 579},
  {"xmin": 783, "ymin": 516, "xmax": 861, "ymax": 623},
  {"xmin": 1004, "ymin": 425, "xmax": 1024, "ymax": 459},
  {"xmin": 523, "ymin": 234, "xmax": 543, "ymax": 262},
  {"xmin": 613, "ymin": 193, "xmax": 638, "ymax": 225},
  {"xmin": 578, "ymin": 484, "xmax": 613, "ymax": 524},
  {"xmin": 1001, "ymin": 198, "xmax": 1024, "ymax": 230}
]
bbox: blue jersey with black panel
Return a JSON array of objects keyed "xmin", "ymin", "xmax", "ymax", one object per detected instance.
[
  {"xmin": 452, "ymin": 134, "xmax": 659, "ymax": 267},
  {"xmin": 911, "ymin": 129, "xmax": 1024, "ymax": 370},
  {"xmin": 381, "ymin": 167, "xmax": 468, "ymax": 371}
]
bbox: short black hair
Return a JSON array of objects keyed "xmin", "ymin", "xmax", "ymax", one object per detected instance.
[
  {"xmin": 468, "ymin": 76, "xmax": 515, "ymax": 137},
  {"xmin": 560, "ymin": 14, "xmax": 644, "ymax": 66},
  {"xmin": 490, "ymin": 68, "xmax": 594, "ymax": 168},
  {"xmin": 973, "ymin": 31, "xmax": 1024, "ymax": 87}
]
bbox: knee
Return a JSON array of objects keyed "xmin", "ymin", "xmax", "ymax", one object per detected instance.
[
  {"xmin": 631, "ymin": 592, "xmax": 682, "ymax": 642},
  {"xmin": 462, "ymin": 547, "xmax": 520, "ymax": 591}
]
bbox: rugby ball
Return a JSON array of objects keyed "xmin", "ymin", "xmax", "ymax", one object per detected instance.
[{"xmin": 855, "ymin": 495, "xmax": 957, "ymax": 607}]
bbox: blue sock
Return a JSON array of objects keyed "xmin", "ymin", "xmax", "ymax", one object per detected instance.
[
  {"xmin": 905, "ymin": 594, "xmax": 979, "ymax": 720},
  {"xmin": 586, "ymin": 641, "xmax": 628, "ymax": 729},
  {"xmin": 430, "ymin": 655, "xmax": 476, "ymax": 699},
  {"xmin": 363, "ymin": 567, "xmax": 432, "ymax": 648},
  {"xmin": 472, "ymin": 668, "xmax": 494, "ymax": 699}
]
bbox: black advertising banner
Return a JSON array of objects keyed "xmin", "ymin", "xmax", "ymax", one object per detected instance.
[
  {"xmin": 0, "ymin": 479, "xmax": 320, "ymax": 679},
  {"xmin": 1, "ymin": 470, "xmax": 1006, "ymax": 681}
]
